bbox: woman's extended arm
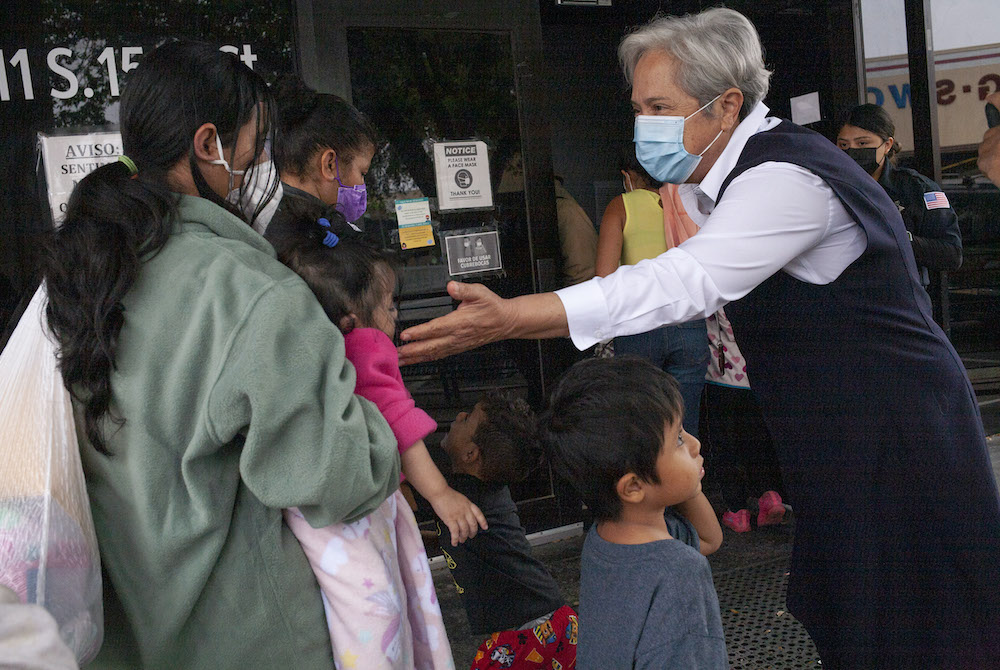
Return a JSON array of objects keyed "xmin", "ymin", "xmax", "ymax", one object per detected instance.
[
  {"xmin": 397, "ymin": 281, "xmax": 568, "ymax": 365},
  {"xmin": 399, "ymin": 163, "xmax": 854, "ymax": 364}
]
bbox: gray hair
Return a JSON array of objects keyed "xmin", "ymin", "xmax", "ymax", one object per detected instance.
[{"xmin": 619, "ymin": 8, "xmax": 772, "ymax": 120}]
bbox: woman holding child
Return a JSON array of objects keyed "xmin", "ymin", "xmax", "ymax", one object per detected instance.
[
  {"xmin": 41, "ymin": 41, "xmax": 408, "ymax": 668},
  {"xmin": 400, "ymin": 8, "xmax": 1000, "ymax": 669}
]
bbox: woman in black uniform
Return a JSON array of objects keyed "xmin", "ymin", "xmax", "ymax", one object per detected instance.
[{"xmin": 837, "ymin": 103, "xmax": 962, "ymax": 286}]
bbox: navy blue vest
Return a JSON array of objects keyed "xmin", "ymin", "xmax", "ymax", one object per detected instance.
[{"xmin": 719, "ymin": 121, "xmax": 1000, "ymax": 664}]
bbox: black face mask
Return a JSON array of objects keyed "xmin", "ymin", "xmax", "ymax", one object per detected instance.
[{"xmin": 845, "ymin": 146, "xmax": 882, "ymax": 175}]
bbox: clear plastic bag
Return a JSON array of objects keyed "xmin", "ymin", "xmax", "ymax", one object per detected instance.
[{"xmin": 0, "ymin": 284, "xmax": 103, "ymax": 663}]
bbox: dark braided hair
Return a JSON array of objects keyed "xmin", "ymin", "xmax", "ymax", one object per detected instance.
[
  {"xmin": 41, "ymin": 40, "xmax": 276, "ymax": 454},
  {"xmin": 269, "ymin": 198, "xmax": 396, "ymax": 333}
]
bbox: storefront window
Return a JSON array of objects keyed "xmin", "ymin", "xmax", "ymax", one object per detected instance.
[
  {"xmin": 346, "ymin": 27, "xmax": 539, "ymax": 404},
  {"xmin": 346, "ymin": 26, "xmax": 557, "ymax": 518},
  {"xmin": 1, "ymin": 1, "xmax": 295, "ymax": 337}
]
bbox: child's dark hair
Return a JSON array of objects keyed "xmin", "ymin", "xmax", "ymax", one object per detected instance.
[
  {"xmin": 839, "ymin": 103, "xmax": 902, "ymax": 160},
  {"xmin": 472, "ymin": 391, "xmax": 540, "ymax": 483},
  {"xmin": 270, "ymin": 198, "xmax": 395, "ymax": 332},
  {"xmin": 537, "ymin": 357, "xmax": 683, "ymax": 522},
  {"xmin": 41, "ymin": 39, "xmax": 275, "ymax": 454},
  {"xmin": 271, "ymin": 76, "xmax": 379, "ymax": 177}
]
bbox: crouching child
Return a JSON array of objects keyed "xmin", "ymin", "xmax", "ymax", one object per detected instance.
[{"xmin": 437, "ymin": 391, "xmax": 578, "ymax": 669}]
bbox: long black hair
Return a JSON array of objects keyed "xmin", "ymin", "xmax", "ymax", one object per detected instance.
[
  {"xmin": 271, "ymin": 76, "xmax": 378, "ymax": 177},
  {"xmin": 269, "ymin": 198, "xmax": 395, "ymax": 333},
  {"xmin": 41, "ymin": 39, "xmax": 276, "ymax": 453}
]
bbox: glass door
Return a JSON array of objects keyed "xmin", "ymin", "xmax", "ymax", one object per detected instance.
[{"xmin": 300, "ymin": 0, "xmax": 576, "ymax": 531}]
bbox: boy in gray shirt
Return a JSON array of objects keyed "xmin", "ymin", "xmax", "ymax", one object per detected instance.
[{"xmin": 539, "ymin": 357, "xmax": 727, "ymax": 669}]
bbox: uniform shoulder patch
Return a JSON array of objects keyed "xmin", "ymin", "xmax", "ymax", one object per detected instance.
[{"xmin": 923, "ymin": 191, "xmax": 950, "ymax": 210}]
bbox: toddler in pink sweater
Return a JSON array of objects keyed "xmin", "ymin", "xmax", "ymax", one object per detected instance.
[{"xmin": 271, "ymin": 203, "xmax": 486, "ymax": 669}]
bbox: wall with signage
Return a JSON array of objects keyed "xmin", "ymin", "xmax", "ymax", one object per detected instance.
[
  {"xmin": 0, "ymin": 1, "xmax": 297, "ymax": 339},
  {"xmin": 865, "ymin": 44, "xmax": 1000, "ymax": 151}
]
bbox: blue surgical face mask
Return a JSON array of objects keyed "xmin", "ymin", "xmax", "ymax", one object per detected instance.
[{"xmin": 633, "ymin": 94, "xmax": 724, "ymax": 184}]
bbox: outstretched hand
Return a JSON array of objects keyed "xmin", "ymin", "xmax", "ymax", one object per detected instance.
[{"xmin": 398, "ymin": 281, "xmax": 514, "ymax": 365}]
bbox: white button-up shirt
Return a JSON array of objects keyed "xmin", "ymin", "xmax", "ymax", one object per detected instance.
[{"xmin": 556, "ymin": 101, "xmax": 868, "ymax": 349}]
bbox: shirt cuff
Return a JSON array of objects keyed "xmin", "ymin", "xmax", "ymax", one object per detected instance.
[
  {"xmin": 391, "ymin": 408, "xmax": 438, "ymax": 456},
  {"xmin": 554, "ymin": 278, "xmax": 612, "ymax": 350}
]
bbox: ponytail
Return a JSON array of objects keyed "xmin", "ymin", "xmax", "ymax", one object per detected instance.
[
  {"xmin": 41, "ymin": 39, "xmax": 274, "ymax": 454},
  {"xmin": 43, "ymin": 161, "xmax": 176, "ymax": 453}
]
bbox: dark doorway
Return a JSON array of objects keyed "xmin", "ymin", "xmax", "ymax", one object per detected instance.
[{"xmin": 298, "ymin": 0, "xmax": 577, "ymax": 530}]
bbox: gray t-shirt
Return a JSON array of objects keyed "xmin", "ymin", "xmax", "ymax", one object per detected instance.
[{"xmin": 578, "ymin": 511, "xmax": 728, "ymax": 669}]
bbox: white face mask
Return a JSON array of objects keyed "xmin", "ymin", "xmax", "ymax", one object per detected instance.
[
  {"xmin": 228, "ymin": 159, "xmax": 282, "ymax": 235},
  {"xmin": 210, "ymin": 133, "xmax": 247, "ymax": 193}
]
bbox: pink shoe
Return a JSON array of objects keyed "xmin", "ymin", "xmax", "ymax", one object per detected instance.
[
  {"xmin": 722, "ymin": 509, "xmax": 751, "ymax": 533},
  {"xmin": 757, "ymin": 491, "xmax": 786, "ymax": 527}
]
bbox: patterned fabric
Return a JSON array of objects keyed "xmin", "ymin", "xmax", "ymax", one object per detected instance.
[
  {"xmin": 470, "ymin": 605, "xmax": 578, "ymax": 670},
  {"xmin": 285, "ymin": 491, "xmax": 454, "ymax": 670},
  {"xmin": 704, "ymin": 307, "xmax": 750, "ymax": 389}
]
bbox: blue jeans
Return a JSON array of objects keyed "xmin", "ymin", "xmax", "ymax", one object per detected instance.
[{"xmin": 614, "ymin": 320, "xmax": 710, "ymax": 438}]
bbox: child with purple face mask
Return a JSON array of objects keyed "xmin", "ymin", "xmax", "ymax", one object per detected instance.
[
  {"xmin": 263, "ymin": 77, "xmax": 375, "ymax": 243},
  {"xmin": 273, "ymin": 198, "xmax": 486, "ymax": 670}
]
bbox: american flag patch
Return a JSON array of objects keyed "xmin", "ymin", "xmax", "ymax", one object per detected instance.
[{"xmin": 923, "ymin": 191, "xmax": 950, "ymax": 210}]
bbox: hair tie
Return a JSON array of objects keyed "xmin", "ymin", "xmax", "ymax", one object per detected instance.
[
  {"xmin": 322, "ymin": 230, "xmax": 340, "ymax": 248},
  {"xmin": 318, "ymin": 217, "xmax": 330, "ymax": 228},
  {"xmin": 118, "ymin": 155, "xmax": 138, "ymax": 177}
]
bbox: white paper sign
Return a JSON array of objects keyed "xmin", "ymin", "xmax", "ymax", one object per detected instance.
[
  {"xmin": 790, "ymin": 91, "xmax": 822, "ymax": 126},
  {"xmin": 432, "ymin": 140, "xmax": 493, "ymax": 211},
  {"xmin": 394, "ymin": 197, "xmax": 432, "ymax": 226},
  {"xmin": 38, "ymin": 130, "xmax": 123, "ymax": 224}
]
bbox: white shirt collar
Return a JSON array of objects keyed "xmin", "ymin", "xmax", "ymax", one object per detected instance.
[{"xmin": 695, "ymin": 101, "xmax": 773, "ymax": 204}]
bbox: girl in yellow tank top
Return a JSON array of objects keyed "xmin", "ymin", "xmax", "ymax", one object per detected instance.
[
  {"xmin": 595, "ymin": 151, "xmax": 709, "ymax": 441},
  {"xmin": 596, "ymin": 168, "xmax": 665, "ymax": 275},
  {"xmin": 620, "ymin": 188, "xmax": 667, "ymax": 266}
]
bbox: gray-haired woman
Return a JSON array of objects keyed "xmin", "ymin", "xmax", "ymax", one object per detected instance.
[{"xmin": 399, "ymin": 7, "xmax": 1000, "ymax": 668}]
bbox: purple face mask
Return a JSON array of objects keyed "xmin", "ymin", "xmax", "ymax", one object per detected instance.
[{"xmin": 334, "ymin": 155, "xmax": 367, "ymax": 222}]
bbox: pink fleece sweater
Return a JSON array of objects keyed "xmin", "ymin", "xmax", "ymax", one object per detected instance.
[{"xmin": 343, "ymin": 328, "xmax": 438, "ymax": 455}]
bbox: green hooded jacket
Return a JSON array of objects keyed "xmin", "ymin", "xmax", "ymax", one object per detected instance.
[{"xmin": 83, "ymin": 196, "xmax": 400, "ymax": 669}]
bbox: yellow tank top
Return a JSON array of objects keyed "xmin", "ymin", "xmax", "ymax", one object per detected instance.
[{"xmin": 621, "ymin": 189, "xmax": 667, "ymax": 265}]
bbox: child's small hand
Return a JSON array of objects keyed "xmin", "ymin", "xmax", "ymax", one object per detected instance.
[{"xmin": 429, "ymin": 487, "xmax": 488, "ymax": 546}]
